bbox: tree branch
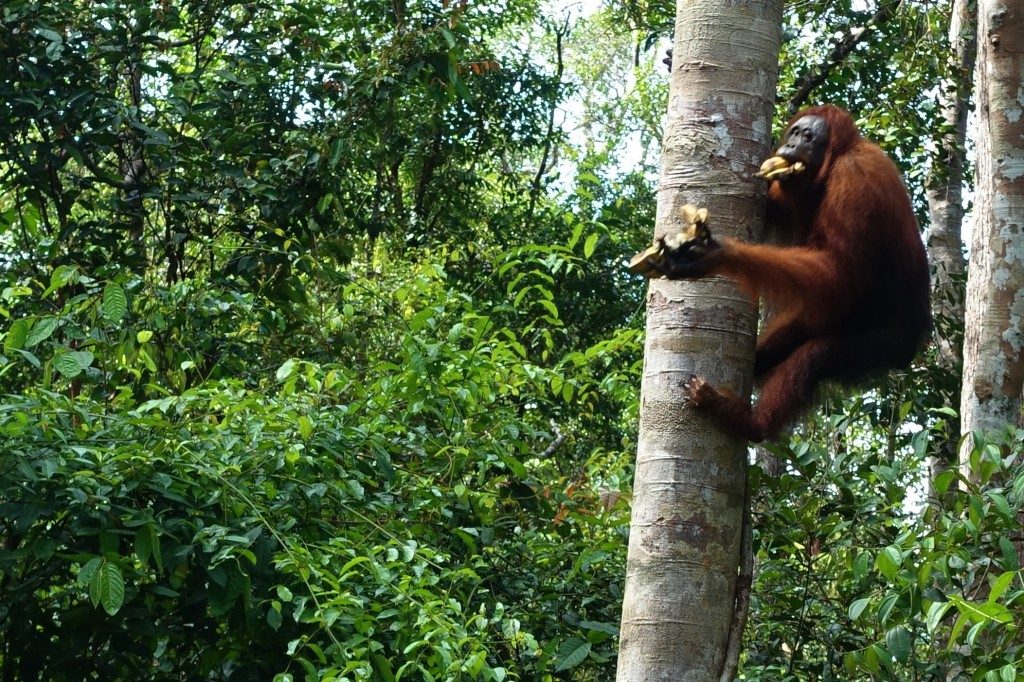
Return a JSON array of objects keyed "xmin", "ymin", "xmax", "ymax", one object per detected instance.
[
  {"xmin": 539, "ymin": 420, "xmax": 565, "ymax": 458},
  {"xmin": 527, "ymin": 18, "xmax": 568, "ymax": 222},
  {"xmin": 786, "ymin": 0, "xmax": 901, "ymax": 115}
]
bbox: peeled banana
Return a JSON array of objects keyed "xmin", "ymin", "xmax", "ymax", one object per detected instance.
[
  {"xmin": 628, "ymin": 204, "xmax": 712, "ymax": 276},
  {"xmin": 755, "ymin": 156, "xmax": 806, "ymax": 180}
]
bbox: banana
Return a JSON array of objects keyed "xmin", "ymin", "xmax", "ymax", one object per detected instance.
[
  {"xmin": 755, "ymin": 156, "xmax": 806, "ymax": 180},
  {"xmin": 627, "ymin": 204, "xmax": 713, "ymax": 276}
]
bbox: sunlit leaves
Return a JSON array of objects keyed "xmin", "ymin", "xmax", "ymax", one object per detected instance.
[{"xmin": 3, "ymin": 318, "xmax": 30, "ymax": 352}]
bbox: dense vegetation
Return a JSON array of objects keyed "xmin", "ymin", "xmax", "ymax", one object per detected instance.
[{"xmin": 1, "ymin": 0, "xmax": 1020, "ymax": 679}]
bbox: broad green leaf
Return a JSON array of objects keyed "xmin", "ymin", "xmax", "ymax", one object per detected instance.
[
  {"xmin": 934, "ymin": 469, "xmax": 958, "ymax": 497},
  {"xmin": 267, "ymin": 601, "xmax": 283, "ymax": 630},
  {"xmin": 102, "ymin": 282, "xmax": 128, "ymax": 321},
  {"xmin": 988, "ymin": 570, "xmax": 1017, "ymax": 604},
  {"xmin": 16, "ymin": 349, "xmax": 40, "ymax": 368},
  {"xmin": 877, "ymin": 592, "xmax": 899, "ymax": 624},
  {"xmin": 848, "ymin": 597, "xmax": 870, "ymax": 621},
  {"xmin": 885, "ymin": 625, "xmax": 911, "ymax": 663},
  {"xmin": 4, "ymin": 318, "xmax": 30, "ymax": 352},
  {"xmin": 78, "ymin": 557, "xmax": 103, "ymax": 587},
  {"xmin": 70, "ymin": 351, "xmax": 94, "ymax": 370},
  {"xmin": 90, "ymin": 561, "xmax": 125, "ymax": 615},
  {"xmin": 568, "ymin": 222, "xmax": 583, "ymax": 249},
  {"xmin": 583, "ymin": 233, "xmax": 599, "ymax": 258},
  {"xmin": 25, "ymin": 317, "xmax": 58, "ymax": 347},
  {"xmin": 876, "ymin": 545, "xmax": 901, "ymax": 581},
  {"xmin": 926, "ymin": 601, "xmax": 953, "ymax": 633},
  {"xmin": 988, "ymin": 491, "xmax": 1013, "ymax": 520},
  {"xmin": 54, "ymin": 351, "xmax": 84, "ymax": 378},
  {"xmin": 139, "ymin": 348, "xmax": 157, "ymax": 372},
  {"xmin": 329, "ymin": 138, "xmax": 344, "ymax": 165},
  {"xmin": 553, "ymin": 637, "xmax": 590, "ymax": 672},
  {"xmin": 316, "ymin": 193, "xmax": 334, "ymax": 215},
  {"xmin": 135, "ymin": 526, "xmax": 153, "ymax": 566},
  {"xmin": 298, "ymin": 415, "xmax": 313, "ymax": 439},
  {"xmin": 42, "ymin": 265, "xmax": 78, "ymax": 298},
  {"xmin": 276, "ymin": 359, "xmax": 297, "ymax": 381}
]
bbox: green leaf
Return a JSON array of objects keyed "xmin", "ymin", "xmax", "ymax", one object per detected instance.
[
  {"xmin": 853, "ymin": 551, "xmax": 870, "ymax": 581},
  {"xmin": 25, "ymin": 317, "xmax": 58, "ymax": 347},
  {"xmin": 934, "ymin": 469, "xmax": 958, "ymax": 497},
  {"xmin": 988, "ymin": 571, "xmax": 1017, "ymax": 604},
  {"xmin": 267, "ymin": 601, "xmax": 283, "ymax": 630},
  {"xmin": 135, "ymin": 526, "xmax": 153, "ymax": 566},
  {"xmin": 848, "ymin": 597, "xmax": 871, "ymax": 621},
  {"xmin": 948, "ymin": 611, "xmax": 968, "ymax": 646},
  {"xmin": 568, "ymin": 222, "xmax": 583, "ymax": 249},
  {"xmin": 4, "ymin": 318, "xmax": 30, "ymax": 352},
  {"xmin": 876, "ymin": 545, "xmax": 901, "ymax": 581},
  {"xmin": 583, "ymin": 233, "xmax": 599, "ymax": 258},
  {"xmin": 926, "ymin": 601, "xmax": 953, "ymax": 633},
  {"xmin": 78, "ymin": 557, "xmax": 103, "ymax": 587},
  {"xmin": 966, "ymin": 620, "xmax": 984, "ymax": 647},
  {"xmin": 54, "ymin": 351, "xmax": 84, "ymax": 378},
  {"xmin": 999, "ymin": 537, "xmax": 1019, "ymax": 570},
  {"xmin": 877, "ymin": 592, "xmax": 899, "ymax": 624},
  {"xmin": 988, "ymin": 491, "xmax": 1013, "ymax": 520},
  {"xmin": 139, "ymin": 348, "xmax": 157, "ymax": 372},
  {"xmin": 298, "ymin": 415, "xmax": 313, "ymax": 439},
  {"xmin": 579, "ymin": 620, "xmax": 619, "ymax": 636},
  {"xmin": 90, "ymin": 561, "xmax": 125, "ymax": 615},
  {"xmin": 71, "ymin": 351, "xmax": 94, "ymax": 370},
  {"xmin": 553, "ymin": 637, "xmax": 591, "ymax": 672},
  {"xmin": 43, "ymin": 265, "xmax": 78, "ymax": 298},
  {"xmin": 317, "ymin": 193, "xmax": 334, "ymax": 215},
  {"xmin": 102, "ymin": 282, "xmax": 128, "ymax": 322},
  {"xmin": 885, "ymin": 625, "xmax": 911, "ymax": 663},
  {"xmin": 372, "ymin": 654, "xmax": 397, "ymax": 682},
  {"xmin": 329, "ymin": 138, "xmax": 344, "ymax": 165},
  {"xmin": 137, "ymin": 330, "xmax": 153, "ymax": 343},
  {"xmin": 16, "ymin": 349, "xmax": 40, "ymax": 368},
  {"xmin": 276, "ymin": 359, "xmax": 298, "ymax": 381}
]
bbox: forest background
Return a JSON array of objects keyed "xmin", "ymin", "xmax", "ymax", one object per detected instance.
[{"xmin": 0, "ymin": 0, "xmax": 1020, "ymax": 680}]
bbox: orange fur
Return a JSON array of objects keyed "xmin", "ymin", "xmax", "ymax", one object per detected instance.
[{"xmin": 692, "ymin": 106, "xmax": 931, "ymax": 441}]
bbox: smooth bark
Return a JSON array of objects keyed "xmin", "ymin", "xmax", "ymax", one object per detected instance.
[{"xmin": 615, "ymin": 0, "xmax": 781, "ymax": 678}]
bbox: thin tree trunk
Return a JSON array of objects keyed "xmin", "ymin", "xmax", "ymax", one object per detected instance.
[
  {"xmin": 925, "ymin": 0, "xmax": 975, "ymax": 501},
  {"xmin": 959, "ymin": 0, "xmax": 1024, "ymax": 462},
  {"xmin": 615, "ymin": 0, "xmax": 781, "ymax": 678}
]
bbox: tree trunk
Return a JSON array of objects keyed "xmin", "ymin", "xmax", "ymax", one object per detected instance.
[
  {"xmin": 925, "ymin": 0, "xmax": 975, "ymax": 500},
  {"xmin": 615, "ymin": 0, "xmax": 781, "ymax": 678},
  {"xmin": 959, "ymin": 0, "xmax": 1024, "ymax": 460}
]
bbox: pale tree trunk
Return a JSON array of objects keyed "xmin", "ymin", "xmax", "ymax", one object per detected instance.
[
  {"xmin": 925, "ymin": 0, "xmax": 975, "ymax": 499},
  {"xmin": 959, "ymin": 0, "xmax": 1024, "ymax": 463},
  {"xmin": 615, "ymin": 0, "xmax": 781, "ymax": 679}
]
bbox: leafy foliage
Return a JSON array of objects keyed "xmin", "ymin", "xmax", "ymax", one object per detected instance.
[
  {"xmin": 0, "ymin": 250, "xmax": 640, "ymax": 679},
  {"xmin": 740, "ymin": 401, "xmax": 1024, "ymax": 681},
  {"xmin": 1, "ymin": 0, "xmax": 1018, "ymax": 679}
]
